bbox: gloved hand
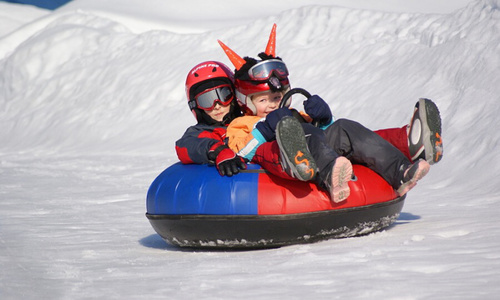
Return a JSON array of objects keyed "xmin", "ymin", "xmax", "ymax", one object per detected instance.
[
  {"xmin": 208, "ymin": 143, "xmax": 247, "ymax": 176},
  {"xmin": 255, "ymin": 107, "xmax": 293, "ymax": 141},
  {"xmin": 303, "ymin": 95, "xmax": 333, "ymax": 126}
]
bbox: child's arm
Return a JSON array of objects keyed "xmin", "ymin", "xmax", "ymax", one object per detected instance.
[
  {"xmin": 255, "ymin": 108, "xmax": 293, "ymax": 141},
  {"xmin": 303, "ymin": 95, "xmax": 334, "ymax": 129},
  {"xmin": 227, "ymin": 109, "xmax": 292, "ymax": 161},
  {"xmin": 207, "ymin": 142, "xmax": 247, "ymax": 176},
  {"xmin": 226, "ymin": 116, "xmax": 263, "ymax": 161},
  {"xmin": 175, "ymin": 124, "xmax": 226, "ymax": 164}
]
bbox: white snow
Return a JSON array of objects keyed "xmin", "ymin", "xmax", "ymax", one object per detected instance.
[
  {"xmin": 0, "ymin": 2, "xmax": 49, "ymax": 38},
  {"xmin": 1, "ymin": 0, "xmax": 499, "ymax": 299}
]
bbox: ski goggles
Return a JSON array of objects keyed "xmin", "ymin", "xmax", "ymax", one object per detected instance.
[
  {"xmin": 194, "ymin": 85, "xmax": 234, "ymax": 111},
  {"xmin": 247, "ymin": 59, "xmax": 289, "ymax": 81}
]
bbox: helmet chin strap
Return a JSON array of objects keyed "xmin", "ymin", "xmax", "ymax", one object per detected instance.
[{"xmin": 221, "ymin": 113, "xmax": 232, "ymax": 126}]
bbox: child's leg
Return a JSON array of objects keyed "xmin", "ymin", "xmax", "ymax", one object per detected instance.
[
  {"xmin": 301, "ymin": 123, "xmax": 352, "ymax": 202},
  {"xmin": 252, "ymin": 141, "xmax": 295, "ymax": 180},
  {"xmin": 323, "ymin": 118, "xmax": 411, "ymax": 189},
  {"xmin": 374, "ymin": 126, "xmax": 411, "ymax": 161},
  {"xmin": 301, "ymin": 124, "xmax": 340, "ymax": 186},
  {"xmin": 375, "ymin": 98, "xmax": 443, "ymax": 165}
]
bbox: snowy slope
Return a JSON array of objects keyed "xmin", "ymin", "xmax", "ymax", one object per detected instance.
[
  {"xmin": 1, "ymin": 0, "xmax": 500, "ymax": 299},
  {"xmin": 0, "ymin": 1, "xmax": 49, "ymax": 38}
]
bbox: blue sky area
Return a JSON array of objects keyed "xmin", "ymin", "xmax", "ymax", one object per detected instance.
[{"xmin": 1, "ymin": 0, "xmax": 72, "ymax": 10}]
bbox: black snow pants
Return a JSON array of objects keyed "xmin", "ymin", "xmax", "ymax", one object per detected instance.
[{"xmin": 302, "ymin": 119, "xmax": 411, "ymax": 190}]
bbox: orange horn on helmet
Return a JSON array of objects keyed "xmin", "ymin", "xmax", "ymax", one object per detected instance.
[
  {"xmin": 218, "ymin": 40, "xmax": 246, "ymax": 71},
  {"xmin": 264, "ymin": 23, "xmax": 277, "ymax": 57}
]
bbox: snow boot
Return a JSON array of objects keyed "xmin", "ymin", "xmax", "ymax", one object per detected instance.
[
  {"xmin": 276, "ymin": 116, "xmax": 317, "ymax": 181},
  {"xmin": 396, "ymin": 159, "xmax": 430, "ymax": 196},
  {"xmin": 326, "ymin": 156, "xmax": 353, "ymax": 203},
  {"xmin": 408, "ymin": 98, "xmax": 443, "ymax": 165}
]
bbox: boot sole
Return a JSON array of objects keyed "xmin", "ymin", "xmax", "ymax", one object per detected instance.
[
  {"xmin": 330, "ymin": 157, "xmax": 353, "ymax": 203},
  {"xmin": 421, "ymin": 98, "xmax": 443, "ymax": 164},
  {"xmin": 411, "ymin": 98, "xmax": 443, "ymax": 164},
  {"xmin": 276, "ymin": 116, "xmax": 317, "ymax": 181}
]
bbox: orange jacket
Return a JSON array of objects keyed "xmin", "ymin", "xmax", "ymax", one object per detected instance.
[{"xmin": 226, "ymin": 115, "xmax": 264, "ymax": 161}]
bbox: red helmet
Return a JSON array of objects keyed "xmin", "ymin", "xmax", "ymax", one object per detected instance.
[
  {"xmin": 185, "ymin": 61, "xmax": 237, "ymax": 122},
  {"xmin": 218, "ymin": 24, "xmax": 291, "ymax": 115},
  {"xmin": 234, "ymin": 60, "xmax": 290, "ymax": 115}
]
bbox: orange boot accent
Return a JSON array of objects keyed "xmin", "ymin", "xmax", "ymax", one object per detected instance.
[
  {"xmin": 435, "ymin": 132, "xmax": 443, "ymax": 162},
  {"xmin": 294, "ymin": 150, "xmax": 315, "ymax": 179}
]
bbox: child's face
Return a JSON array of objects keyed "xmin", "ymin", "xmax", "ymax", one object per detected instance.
[
  {"xmin": 251, "ymin": 91, "xmax": 283, "ymax": 118},
  {"xmin": 206, "ymin": 103, "xmax": 231, "ymax": 122}
]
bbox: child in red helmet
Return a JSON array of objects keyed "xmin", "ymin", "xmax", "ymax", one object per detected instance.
[
  {"xmin": 177, "ymin": 61, "xmax": 247, "ymax": 177},
  {"xmin": 216, "ymin": 24, "xmax": 441, "ymax": 201}
]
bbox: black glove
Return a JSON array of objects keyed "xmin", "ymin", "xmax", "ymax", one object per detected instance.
[
  {"xmin": 255, "ymin": 107, "xmax": 293, "ymax": 141},
  {"xmin": 303, "ymin": 95, "xmax": 333, "ymax": 126},
  {"xmin": 208, "ymin": 143, "xmax": 247, "ymax": 176}
]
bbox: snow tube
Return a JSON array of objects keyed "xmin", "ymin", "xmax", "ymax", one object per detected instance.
[{"xmin": 145, "ymin": 162, "xmax": 405, "ymax": 249}]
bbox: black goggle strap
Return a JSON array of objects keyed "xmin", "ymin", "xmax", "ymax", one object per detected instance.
[{"xmin": 188, "ymin": 99, "xmax": 197, "ymax": 110}]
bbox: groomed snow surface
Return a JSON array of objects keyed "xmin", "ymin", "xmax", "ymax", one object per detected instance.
[{"xmin": 1, "ymin": 0, "xmax": 499, "ymax": 299}]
